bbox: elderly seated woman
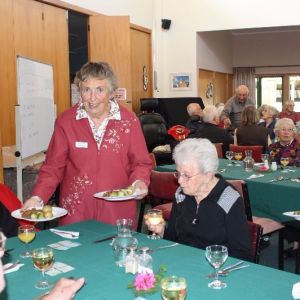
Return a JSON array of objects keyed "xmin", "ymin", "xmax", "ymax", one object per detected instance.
[
  {"xmin": 234, "ymin": 106, "xmax": 271, "ymax": 151},
  {"xmin": 258, "ymin": 104, "xmax": 278, "ymax": 142},
  {"xmin": 145, "ymin": 138, "xmax": 252, "ymax": 261},
  {"xmin": 269, "ymin": 118, "xmax": 300, "ymax": 166}
]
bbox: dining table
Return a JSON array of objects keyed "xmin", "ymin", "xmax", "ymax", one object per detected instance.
[
  {"xmin": 1, "ymin": 220, "xmax": 300, "ymax": 300},
  {"xmin": 156, "ymin": 159, "xmax": 300, "ymax": 223}
]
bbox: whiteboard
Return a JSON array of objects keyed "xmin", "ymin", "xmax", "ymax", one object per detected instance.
[{"xmin": 16, "ymin": 56, "xmax": 55, "ymax": 159}]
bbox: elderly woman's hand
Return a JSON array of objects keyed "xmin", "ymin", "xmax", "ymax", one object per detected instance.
[
  {"xmin": 22, "ymin": 196, "xmax": 44, "ymax": 210},
  {"xmin": 133, "ymin": 180, "xmax": 148, "ymax": 199},
  {"xmin": 144, "ymin": 214, "xmax": 166, "ymax": 237}
]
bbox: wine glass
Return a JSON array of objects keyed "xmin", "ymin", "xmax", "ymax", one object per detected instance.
[
  {"xmin": 161, "ymin": 276, "xmax": 187, "ymax": 300},
  {"xmin": 280, "ymin": 157, "xmax": 289, "ymax": 172},
  {"xmin": 261, "ymin": 153, "xmax": 269, "ymax": 164},
  {"xmin": 0, "ymin": 230, "xmax": 6, "ymax": 254},
  {"xmin": 205, "ymin": 245, "xmax": 228, "ymax": 289},
  {"xmin": 234, "ymin": 152, "xmax": 243, "ymax": 165},
  {"xmin": 146, "ymin": 209, "xmax": 163, "ymax": 240},
  {"xmin": 18, "ymin": 225, "xmax": 36, "ymax": 258},
  {"xmin": 225, "ymin": 151, "xmax": 234, "ymax": 166},
  {"xmin": 32, "ymin": 247, "xmax": 54, "ymax": 289}
]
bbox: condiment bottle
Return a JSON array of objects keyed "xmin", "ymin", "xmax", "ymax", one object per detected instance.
[
  {"xmin": 125, "ymin": 246, "xmax": 138, "ymax": 274},
  {"xmin": 138, "ymin": 246, "xmax": 153, "ymax": 273},
  {"xmin": 271, "ymin": 161, "xmax": 277, "ymax": 171}
]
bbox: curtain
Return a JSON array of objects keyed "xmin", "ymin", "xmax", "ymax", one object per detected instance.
[{"xmin": 233, "ymin": 67, "xmax": 256, "ymax": 102}]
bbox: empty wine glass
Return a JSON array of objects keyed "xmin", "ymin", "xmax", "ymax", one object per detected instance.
[
  {"xmin": 280, "ymin": 157, "xmax": 289, "ymax": 172},
  {"xmin": 161, "ymin": 276, "xmax": 187, "ymax": 300},
  {"xmin": 261, "ymin": 153, "xmax": 269, "ymax": 164},
  {"xmin": 225, "ymin": 151, "xmax": 234, "ymax": 166},
  {"xmin": 18, "ymin": 225, "xmax": 36, "ymax": 258},
  {"xmin": 146, "ymin": 209, "xmax": 163, "ymax": 240},
  {"xmin": 32, "ymin": 247, "xmax": 54, "ymax": 289},
  {"xmin": 205, "ymin": 245, "xmax": 228, "ymax": 289}
]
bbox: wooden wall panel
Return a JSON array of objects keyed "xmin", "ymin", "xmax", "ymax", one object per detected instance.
[
  {"xmin": 89, "ymin": 15, "xmax": 132, "ymax": 110},
  {"xmin": 199, "ymin": 69, "xmax": 214, "ymax": 106},
  {"xmin": 130, "ymin": 26, "xmax": 153, "ymax": 113},
  {"xmin": 214, "ymin": 72, "xmax": 227, "ymax": 103},
  {"xmin": 0, "ymin": 0, "xmax": 17, "ymax": 148}
]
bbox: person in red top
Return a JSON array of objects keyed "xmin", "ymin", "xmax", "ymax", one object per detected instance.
[
  {"xmin": 23, "ymin": 62, "xmax": 152, "ymax": 227},
  {"xmin": 279, "ymin": 100, "xmax": 300, "ymax": 124}
]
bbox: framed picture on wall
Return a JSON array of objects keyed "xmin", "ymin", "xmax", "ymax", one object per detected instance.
[{"xmin": 170, "ymin": 73, "xmax": 192, "ymax": 91}]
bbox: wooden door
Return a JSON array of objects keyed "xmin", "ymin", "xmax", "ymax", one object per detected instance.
[
  {"xmin": 214, "ymin": 72, "xmax": 227, "ymax": 103},
  {"xmin": 199, "ymin": 69, "xmax": 214, "ymax": 106},
  {"xmin": 88, "ymin": 15, "xmax": 132, "ymax": 110},
  {"xmin": 130, "ymin": 25, "xmax": 153, "ymax": 113}
]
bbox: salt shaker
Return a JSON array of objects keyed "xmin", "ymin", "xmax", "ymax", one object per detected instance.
[
  {"xmin": 125, "ymin": 246, "xmax": 138, "ymax": 274},
  {"xmin": 271, "ymin": 161, "xmax": 277, "ymax": 171},
  {"xmin": 138, "ymin": 246, "xmax": 153, "ymax": 273}
]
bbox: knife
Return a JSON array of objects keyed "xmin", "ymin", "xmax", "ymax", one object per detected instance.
[{"xmin": 93, "ymin": 235, "xmax": 116, "ymax": 244}]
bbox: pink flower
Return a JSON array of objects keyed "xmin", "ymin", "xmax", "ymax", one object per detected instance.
[{"xmin": 134, "ymin": 272, "xmax": 156, "ymax": 291}]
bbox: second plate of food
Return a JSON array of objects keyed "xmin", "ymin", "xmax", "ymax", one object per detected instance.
[
  {"xmin": 94, "ymin": 186, "xmax": 143, "ymax": 201},
  {"xmin": 283, "ymin": 211, "xmax": 300, "ymax": 221}
]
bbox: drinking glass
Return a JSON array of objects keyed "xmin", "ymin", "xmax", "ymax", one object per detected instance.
[
  {"xmin": 280, "ymin": 157, "xmax": 289, "ymax": 172},
  {"xmin": 18, "ymin": 225, "xmax": 36, "ymax": 258},
  {"xmin": 0, "ymin": 230, "xmax": 6, "ymax": 254},
  {"xmin": 205, "ymin": 245, "xmax": 228, "ymax": 289},
  {"xmin": 32, "ymin": 247, "xmax": 54, "ymax": 289},
  {"xmin": 161, "ymin": 276, "xmax": 187, "ymax": 300},
  {"xmin": 146, "ymin": 209, "xmax": 163, "ymax": 240},
  {"xmin": 225, "ymin": 151, "xmax": 234, "ymax": 166},
  {"xmin": 234, "ymin": 152, "xmax": 243, "ymax": 163},
  {"xmin": 261, "ymin": 153, "xmax": 269, "ymax": 164}
]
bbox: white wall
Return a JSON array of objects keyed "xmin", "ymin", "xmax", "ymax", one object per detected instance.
[
  {"xmin": 233, "ymin": 30, "xmax": 300, "ymax": 67},
  {"xmin": 197, "ymin": 31, "xmax": 233, "ymax": 74},
  {"xmin": 61, "ymin": 0, "xmax": 300, "ymax": 97}
]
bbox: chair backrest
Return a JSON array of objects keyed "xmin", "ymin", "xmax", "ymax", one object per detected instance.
[
  {"xmin": 248, "ymin": 221, "xmax": 263, "ymax": 263},
  {"xmin": 226, "ymin": 179, "xmax": 253, "ymax": 221},
  {"xmin": 229, "ymin": 144, "xmax": 263, "ymax": 162},
  {"xmin": 149, "ymin": 153, "xmax": 157, "ymax": 169},
  {"xmin": 214, "ymin": 143, "xmax": 223, "ymax": 158},
  {"xmin": 149, "ymin": 170, "xmax": 179, "ymax": 206}
]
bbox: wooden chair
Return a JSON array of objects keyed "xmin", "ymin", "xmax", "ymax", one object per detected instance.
[
  {"xmin": 278, "ymin": 221, "xmax": 300, "ymax": 273},
  {"xmin": 137, "ymin": 170, "xmax": 179, "ymax": 232},
  {"xmin": 248, "ymin": 221, "xmax": 263, "ymax": 263},
  {"xmin": 214, "ymin": 143, "xmax": 223, "ymax": 158},
  {"xmin": 227, "ymin": 180, "xmax": 284, "ymax": 237},
  {"xmin": 229, "ymin": 144, "xmax": 263, "ymax": 162}
]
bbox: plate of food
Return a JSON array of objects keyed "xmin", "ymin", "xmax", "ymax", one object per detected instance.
[
  {"xmin": 283, "ymin": 211, "xmax": 300, "ymax": 221},
  {"xmin": 94, "ymin": 185, "xmax": 143, "ymax": 201},
  {"xmin": 11, "ymin": 206, "xmax": 68, "ymax": 222}
]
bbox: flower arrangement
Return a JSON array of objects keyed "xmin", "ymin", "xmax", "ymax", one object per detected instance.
[{"xmin": 128, "ymin": 265, "xmax": 167, "ymax": 296}]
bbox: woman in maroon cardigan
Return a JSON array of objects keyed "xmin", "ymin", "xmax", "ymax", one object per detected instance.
[{"xmin": 23, "ymin": 62, "xmax": 152, "ymax": 227}]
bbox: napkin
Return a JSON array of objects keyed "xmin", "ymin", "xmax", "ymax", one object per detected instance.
[
  {"xmin": 50, "ymin": 229, "xmax": 79, "ymax": 239},
  {"xmin": 247, "ymin": 174, "xmax": 264, "ymax": 180},
  {"xmin": 3, "ymin": 263, "xmax": 24, "ymax": 274},
  {"xmin": 292, "ymin": 282, "xmax": 300, "ymax": 299}
]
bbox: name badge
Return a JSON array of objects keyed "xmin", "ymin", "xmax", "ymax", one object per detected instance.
[{"xmin": 75, "ymin": 141, "xmax": 88, "ymax": 148}]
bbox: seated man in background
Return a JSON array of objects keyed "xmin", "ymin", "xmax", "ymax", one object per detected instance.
[
  {"xmin": 195, "ymin": 105, "xmax": 233, "ymax": 156},
  {"xmin": 185, "ymin": 103, "xmax": 203, "ymax": 135},
  {"xmin": 279, "ymin": 100, "xmax": 300, "ymax": 124},
  {"xmin": 220, "ymin": 85, "xmax": 255, "ymax": 129}
]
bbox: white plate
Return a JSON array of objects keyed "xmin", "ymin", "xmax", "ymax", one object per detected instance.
[
  {"xmin": 283, "ymin": 211, "xmax": 300, "ymax": 221},
  {"xmin": 11, "ymin": 207, "xmax": 68, "ymax": 222},
  {"xmin": 93, "ymin": 190, "xmax": 144, "ymax": 201}
]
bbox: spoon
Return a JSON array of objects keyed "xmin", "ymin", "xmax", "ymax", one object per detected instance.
[
  {"xmin": 268, "ymin": 176, "xmax": 285, "ymax": 183},
  {"xmin": 207, "ymin": 264, "xmax": 250, "ymax": 278}
]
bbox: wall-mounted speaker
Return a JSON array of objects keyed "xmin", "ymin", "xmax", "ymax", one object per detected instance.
[{"xmin": 161, "ymin": 19, "xmax": 171, "ymax": 30}]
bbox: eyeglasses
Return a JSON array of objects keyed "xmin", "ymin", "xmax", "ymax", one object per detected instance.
[
  {"xmin": 80, "ymin": 86, "xmax": 107, "ymax": 97},
  {"xmin": 279, "ymin": 128, "xmax": 294, "ymax": 132},
  {"xmin": 174, "ymin": 171, "xmax": 200, "ymax": 181}
]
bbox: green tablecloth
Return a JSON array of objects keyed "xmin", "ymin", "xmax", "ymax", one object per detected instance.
[
  {"xmin": 157, "ymin": 159, "xmax": 300, "ymax": 222},
  {"xmin": 2, "ymin": 220, "xmax": 300, "ymax": 299}
]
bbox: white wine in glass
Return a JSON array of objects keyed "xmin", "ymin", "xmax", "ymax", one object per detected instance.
[
  {"xmin": 280, "ymin": 157, "xmax": 289, "ymax": 172},
  {"xmin": 32, "ymin": 247, "xmax": 54, "ymax": 289},
  {"xmin": 205, "ymin": 245, "xmax": 228, "ymax": 289},
  {"xmin": 146, "ymin": 209, "xmax": 163, "ymax": 240},
  {"xmin": 161, "ymin": 276, "xmax": 187, "ymax": 300},
  {"xmin": 234, "ymin": 152, "xmax": 242, "ymax": 161},
  {"xmin": 18, "ymin": 225, "xmax": 36, "ymax": 258}
]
